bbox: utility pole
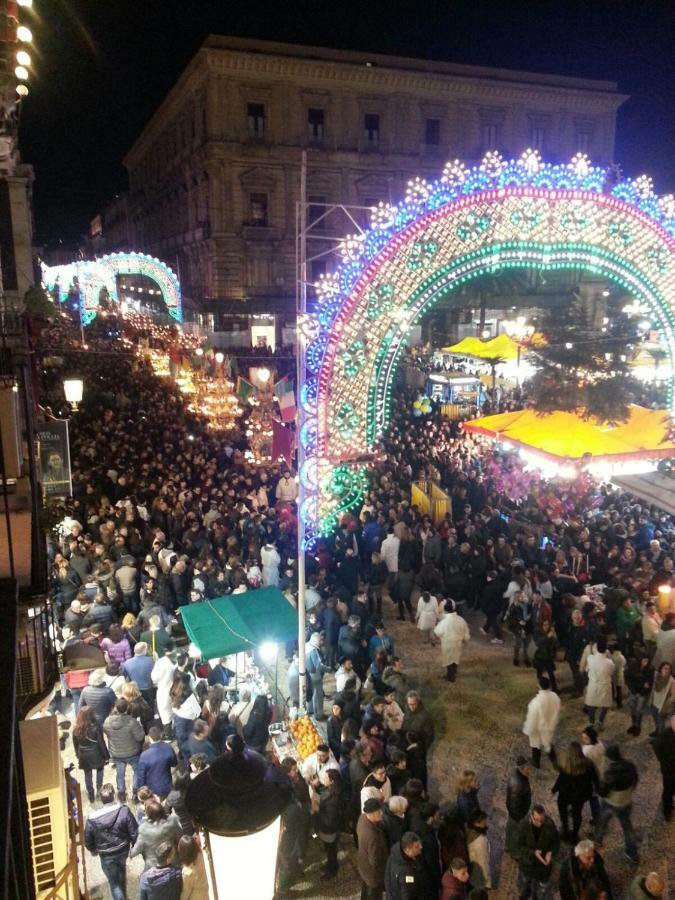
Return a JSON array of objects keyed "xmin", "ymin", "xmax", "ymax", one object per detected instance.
[{"xmin": 295, "ymin": 150, "xmax": 308, "ymax": 712}]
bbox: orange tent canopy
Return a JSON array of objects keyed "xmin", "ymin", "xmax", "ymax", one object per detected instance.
[{"xmin": 462, "ymin": 405, "xmax": 675, "ymax": 463}]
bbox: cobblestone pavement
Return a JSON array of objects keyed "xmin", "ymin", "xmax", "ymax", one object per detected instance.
[{"xmin": 68, "ymin": 599, "xmax": 673, "ymax": 899}]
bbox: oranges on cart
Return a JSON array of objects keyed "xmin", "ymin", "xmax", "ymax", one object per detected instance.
[{"xmin": 288, "ymin": 715, "xmax": 322, "ymax": 760}]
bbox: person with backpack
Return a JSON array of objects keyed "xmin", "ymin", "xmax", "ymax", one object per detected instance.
[{"xmin": 84, "ymin": 783, "xmax": 138, "ymax": 900}]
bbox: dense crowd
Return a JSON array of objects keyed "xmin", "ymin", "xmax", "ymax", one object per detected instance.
[{"xmin": 41, "ymin": 319, "xmax": 674, "ymax": 899}]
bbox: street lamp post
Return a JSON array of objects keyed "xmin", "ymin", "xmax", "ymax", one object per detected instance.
[{"xmin": 503, "ymin": 316, "xmax": 534, "ymax": 387}]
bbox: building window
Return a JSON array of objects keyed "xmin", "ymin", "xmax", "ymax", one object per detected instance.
[
  {"xmin": 364, "ymin": 113, "xmax": 380, "ymax": 145},
  {"xmin": 425, "ymin": 118, "xmax": 441, "ymax": 146},
  {"xmin": 576, "ymin": 129, "xmax": 591, "ymax": 153},
  {"xmin": 248, "ymin": 192, "xmax": 268, "ymax": 226},
  {"xmin": 481, "ymin": 122, "xmax": 498, "ymax": 151},
  {"xmin": 308, "ymin": 195, "xmax": 326, "ymax": 230},
  {"xmin": 529, "ymin": 126, "xmax": 546, "ymax": 151},
  {"xmin": 247, "ymin": 103, "xmax": 265, "ymax": 138},
  {"xmin": 308, "ymin": 108, "xmax": 325, "ymax": 143}
]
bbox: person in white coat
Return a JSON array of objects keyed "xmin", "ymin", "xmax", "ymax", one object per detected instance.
[
  {"xmin": 415, "ymin": 591, "xmax": 439, "ymax": 645},
  {"xmin": 433, "ymin": 599, "xmax": 470, "ymax": 682},
  {"xmin": 260, "ymin": 541, "xmax": 281, "ymax": 587},
  {"xmin": 380, "ymin": 528, "xmax": 400, "ymax": 590},
  {"xmin": 523, "ymin": 676, "xmax": 561, "ymax": 768},
  {"xmin": 151, "ymin": 639, "xmax": 177, "ymax": 737},
  {"xmin": 584, "ymin": 638, "xmax": 616, "ymax": 729}
]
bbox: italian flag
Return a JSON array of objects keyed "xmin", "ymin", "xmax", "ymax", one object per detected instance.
[
  {"xmin": 236, "ymin": 376, "xmax": 256, "ymax": 402},
  {"xmin": 274, "ymin": 376, "xmax": 296, "ymax": 423}
]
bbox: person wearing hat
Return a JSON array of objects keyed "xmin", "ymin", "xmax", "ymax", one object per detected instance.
[
  {"xmin": 433, "ymin": 599, "xmax": 471, "ymax": 682},
  {"xmin": 356, "ymin": 797, "xmax": 387, "ymax": 899},
  {"xmin": 78, "ymin": 668, "xmax": 117, "ymax": 726},
  {"xmin": 505, "ymin": 755, "xmax": 532, "ymax": 857}
]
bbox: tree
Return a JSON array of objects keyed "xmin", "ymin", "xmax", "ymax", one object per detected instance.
[
  {"xmin": 526, "ymin": 293, "xmax": 642, "ymax": 423},
  {"xmin": 23, "ymin": 284, "xmax": 55, "ymax": 320}
]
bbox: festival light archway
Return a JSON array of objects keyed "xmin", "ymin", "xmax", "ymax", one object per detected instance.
[
  {"xmin": 42, "ymin": 251, "xmax": 182, "ymax": 324},
  {"xmin": 300, "ymin": 151, "xmax": 675, "ymax": 545}
]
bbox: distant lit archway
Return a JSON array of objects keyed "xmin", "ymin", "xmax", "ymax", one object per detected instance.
[
  {"xmin": 42, "ymin": 251, "xmax": 182, "ymax": 324},
  {"xmin": 299, "ymin": 151, "xmax": 675, "ymax": 544}
]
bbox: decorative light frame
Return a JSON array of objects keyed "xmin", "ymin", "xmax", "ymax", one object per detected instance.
[
  {"xmin": 299, "ymin": 153, "xmax": 675, "ymax": 545},
  {"xmin": 41, "ymin": 251, "xmax": 183, "ymax": 324}
]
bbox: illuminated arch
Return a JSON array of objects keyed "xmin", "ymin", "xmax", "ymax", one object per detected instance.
[
  {"xmin": 301, "ymin": 152, "xmax": 675, "ymax": 544},
  {"xmin": 42, "ymin": 251, "xmax": 182, "ymax": 324}
]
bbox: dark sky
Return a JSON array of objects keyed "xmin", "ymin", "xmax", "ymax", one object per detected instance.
[{"xmin": 18, "ymin": 0, "xmax": 675, "ymax": 245}]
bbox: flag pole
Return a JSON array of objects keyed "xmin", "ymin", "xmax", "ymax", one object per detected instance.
[{"xmin": 296, "ymin": 150, "xmax": 308, "ymax": 714}]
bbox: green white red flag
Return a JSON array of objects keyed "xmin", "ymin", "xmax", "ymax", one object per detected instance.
[{"xmin": 274, "ymin": 376, "xmax": 296, "ymax": 423}]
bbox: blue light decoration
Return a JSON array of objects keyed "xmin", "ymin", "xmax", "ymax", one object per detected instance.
[
  {"xmin": 296, "ymin": 151, "xmax": 675, "ymax": 547},
  {"xmin": 41, "ymin": 252, "xmax": 183, "ymax": 326}
]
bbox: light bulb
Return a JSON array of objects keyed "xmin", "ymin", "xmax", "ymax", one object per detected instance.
[
  {"xmin": 17, "ymin": 26, "xmax": 32, "ymax": 42},
  {"xmin": 15, "ymin": 66, "xmax": 29, "ymax": 80},
  {"xmin": 16, "ymin": 50, "xmax": 31, "ymax": 67}
]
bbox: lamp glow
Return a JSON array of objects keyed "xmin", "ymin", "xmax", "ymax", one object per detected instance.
[
  {"xmin": 16, "ymin": 50, "xmax": 31, "ymax": 66},
  {"xmin": 14, "ymin": 66, "xmax": 29, "ymax": 81},
  {"xmin": 214, "ymin": 352, "xmax": 224, "ymax": 364},
  {"xmin": 195, "ymin": 347, "xmax": 204, "ymax": 356},
  {"xmin": 257, "ymin": 367, "xmax": 271, "ymax": 384},
  {"xmin": 63, "ymin": 378, "xmax": 84, "ymax": 409},
  {"xmin": 258, "ymin": 641, "xmax": 277, "ymax": 664},
  {"xmin": 16, "ymin": 84, "xmax": 28, "ymax": 97},
  {"xmin": 17, "ymin": 26, "xmax": 32, "ymax": 42}
]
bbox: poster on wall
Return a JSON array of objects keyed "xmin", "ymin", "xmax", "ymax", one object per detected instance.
[{"xmin": 36, "ymin": 420, "xmax": 72, "ymax": 498}]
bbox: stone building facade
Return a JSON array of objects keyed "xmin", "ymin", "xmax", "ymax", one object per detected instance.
[{"xmin": 122, "ymin": 36, "xmax": 626, "ymax": 330}]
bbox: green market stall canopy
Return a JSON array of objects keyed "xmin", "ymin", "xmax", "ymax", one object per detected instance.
[{"xmin": 180, "ymin": 586, "xmax": 298, "ymax": 659}]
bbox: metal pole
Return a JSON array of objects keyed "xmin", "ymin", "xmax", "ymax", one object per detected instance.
[{"xmin": 296, "ymin": 150, "xmax": 308, "ymax": 713}]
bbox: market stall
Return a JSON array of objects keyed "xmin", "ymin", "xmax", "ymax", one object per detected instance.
[
  {"xmin": 462, "ymin": 405, "xmax": 675, "ymax": 479},
  {"xmin": 180, "ymin": 586, "xmax": 298, "ymax": 716}
]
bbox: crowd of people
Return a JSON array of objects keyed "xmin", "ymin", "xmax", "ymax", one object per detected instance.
[{"xmin": 39, "ymin": 314, "xmax": 674, "ymax": 899}]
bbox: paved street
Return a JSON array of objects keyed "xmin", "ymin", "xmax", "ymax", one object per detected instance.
[{"xmin": 64, "ymin": 597, "xmax": 672, "ymax": 899}]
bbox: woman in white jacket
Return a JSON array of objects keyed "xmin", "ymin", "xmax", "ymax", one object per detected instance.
[
  {"xmin": 415, "ymin": 591, "xmax": 439, "ymax": 645},
  {"xmin": 584, "ymin": 638, "xmax": 615, "ymax": 729},
  {"xmin": 434, "ymin": 599, "xmax": 470, "ymax": 682}
]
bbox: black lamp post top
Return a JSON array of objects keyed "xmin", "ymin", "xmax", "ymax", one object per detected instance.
[{"xmin": 185, "ymin": 735, "xmax": 292, "ymax": 836}]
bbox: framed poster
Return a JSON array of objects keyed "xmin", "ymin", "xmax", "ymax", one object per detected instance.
[{"xmin": 37, "ymin": 420, "xmax": 72, "ymax": 498}]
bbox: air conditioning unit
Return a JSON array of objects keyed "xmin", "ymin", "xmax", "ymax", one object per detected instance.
[{"xmin": 19, "ymin": 717, "xmax": 77, "ymax": 898}]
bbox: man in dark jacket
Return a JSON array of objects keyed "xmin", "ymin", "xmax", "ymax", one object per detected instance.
[
  {"xmin": 559, "ymin": 839, "xmax": 612, "ymax": 900},
  {"xmin": 84, "ymin": 782, "xmax": 138, "ymax": 900},
  {"xmin": 479, "ymin": 571, "xmax": 505, "ymax": 642},
  {"xmin": 595, "ymin": 743, "xmax": 640, "ymax": 862},
  {"xmin": 513, "ymin": 804, "xmax": 560, "ymax": 899},
  {"xmin": 139, "ymin": 840, "xmax": 182, "ymax": 900},
  {"xmin": 136, "ymin": 726, "xmax": 177, "ymax": 798},
  {"xmin": 505, "ymin": 755, "xmax": 532, "ymax": 857},
  {"xmin": 82, "ymin": 596, "xmax": 116, "ymax": 632},
  {"xmin": 407, "ymin": 801, "xmax": 442, "ymax": 896},
  {"xmin": 356, "ymin": 798, "xmax": 388, "ymax": 899},
  {"xmin": 401, "ymin": 692, "xmax": 435, "ymax": 754},
  {"xmin": 652, "ymin": 713, "xmax": 675, "ymax": 820},
  {"xmin": 103, "ymin": 698, "xmax": 145, "ymax": 802},
  {"xmin": 384, "ymin": 831, "xmax": 431, "ymax": 900}
]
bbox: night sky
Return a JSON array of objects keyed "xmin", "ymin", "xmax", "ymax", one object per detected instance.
[{"xmin": 18, "ymin": 0, "xmax": 675, "ymax": 245}]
